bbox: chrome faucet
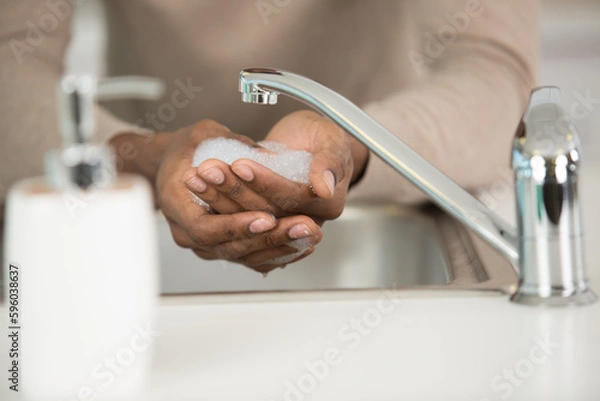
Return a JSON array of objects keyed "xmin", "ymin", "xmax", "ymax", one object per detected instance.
[{"xmin": 239, "ymin": 68, "xmax": 596, "ymax": 307}]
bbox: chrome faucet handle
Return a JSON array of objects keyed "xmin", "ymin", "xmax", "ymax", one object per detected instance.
[{"xmin": 510, "ymin": 86, "xmax": 596, "ymax": 306}]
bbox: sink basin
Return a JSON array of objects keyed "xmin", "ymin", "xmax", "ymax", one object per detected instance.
[{"xmin": 158, "ymin": 202, "xmax": 517, "ymax": 295}]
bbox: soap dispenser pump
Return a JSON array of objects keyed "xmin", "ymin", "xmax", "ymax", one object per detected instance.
[{"xmin": 3, "ymin": 75, "xmax": 164, "ymax": 400}]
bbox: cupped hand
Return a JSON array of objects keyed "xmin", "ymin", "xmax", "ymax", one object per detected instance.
[
  {"xmin": 185, "ymin": 110, "xmax": 369, "ymax": 221},
  {"xmin": 153, "ymin": 119, "xmax": 323, "ymax": 272}
]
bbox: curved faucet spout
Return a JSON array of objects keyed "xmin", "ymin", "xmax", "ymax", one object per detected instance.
[{"xmin": 239, "ymin": 68, "xmax": 519, "ymax": 266}]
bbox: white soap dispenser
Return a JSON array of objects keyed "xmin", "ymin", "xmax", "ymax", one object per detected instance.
[{"xmin": 3, "ymin": 75, "xmax": 163, "ymax": 401}]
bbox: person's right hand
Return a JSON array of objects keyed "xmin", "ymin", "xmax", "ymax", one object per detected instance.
[{"xmin": 110, "ymin": 119, "xmax": 323, "ymax": 273}]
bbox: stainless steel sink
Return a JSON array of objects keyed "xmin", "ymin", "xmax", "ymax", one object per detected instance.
[{"xmin": 158, "ymin": 202, "xmax": 517, "ymax": 295}]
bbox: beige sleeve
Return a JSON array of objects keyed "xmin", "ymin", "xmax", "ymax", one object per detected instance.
[
  {"xmin": 349, "ymin": 0, "xmax": 539, "ymax": 204},
  {"xmin": 0, "ymin": 1, "xmax": 142, "ymax": 206}
]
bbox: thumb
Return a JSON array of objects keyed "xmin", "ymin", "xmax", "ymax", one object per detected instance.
[{"xmin": 309, "ymin": 153, "xmax": 340, "ymax": 200}]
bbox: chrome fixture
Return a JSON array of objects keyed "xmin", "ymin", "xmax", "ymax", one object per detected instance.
[
  {"xmin": 239, "ymin": 68, "xmax": 595, "ymax": 306},
  {"xmin": 510, "ymin": 87, "xmax": 594, "ymax": 305},
  {"xmin": 49, "ymin": 75, "xmax": 164, "ymax": 190}
]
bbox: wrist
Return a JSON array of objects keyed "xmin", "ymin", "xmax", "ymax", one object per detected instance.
[{"xmin": 109, "ymin": 131, "xmax": 172, "ymax": 183}]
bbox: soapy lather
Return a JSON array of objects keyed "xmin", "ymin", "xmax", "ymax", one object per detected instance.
[{"xmin": 192, "ymin": 138, "xmax": 313, "ymax": 184}]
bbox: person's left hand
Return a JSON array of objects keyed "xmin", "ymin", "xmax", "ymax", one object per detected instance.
[{"xmin": 184, "ymin": 110, "xmax": 369, "ymax": 222}]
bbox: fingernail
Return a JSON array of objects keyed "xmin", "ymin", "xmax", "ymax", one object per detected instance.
[
  {"xmin": 200, "ymin": 167, "xmax": 225, "ymax": 185},
  {"xmin": 289, "ymin": 224, "xmax": 312, "ymax": 239},
  {"xmin": 322, "ymin": 170, "xmax": 335, "ymax": 197},
  {"xmin": 232, "ymin": 165, "xmax": 254, "ymax": 182},
  {"xmin": 249, "ymin": 217, "xmax": 276, "ymax": 234},
  {"xmin": 185, "ymin": 176, "xmax": 207, "ymax": 192}
]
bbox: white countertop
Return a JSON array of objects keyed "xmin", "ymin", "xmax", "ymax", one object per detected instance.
[
  {"xmin": 147, "ymin": 161, "xmax": 600, "ymax": 401},
  {"xmin": 151, "ymin": 291, "xmax": 600, "ymax": 401},
  {"xmin": 2, "ymin": 163, "xmax": 599, "ymax": 401}
]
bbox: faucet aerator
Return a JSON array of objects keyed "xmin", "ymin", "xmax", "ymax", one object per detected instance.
[{"xmin": 241, "ymin": 87, "xmax": 278, "ymax": 105}]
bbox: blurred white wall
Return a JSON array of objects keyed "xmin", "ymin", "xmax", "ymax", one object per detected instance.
[
  {"xmin": 66, "ymin": 1, "xmax": 600, "ymax": 160},
  {"xmin": 540, "ymin": 1, "xmax": 600, "ymax": 161}
]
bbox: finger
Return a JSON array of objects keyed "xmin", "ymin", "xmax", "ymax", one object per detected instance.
[
  {"xmin": 172, "ymin": 215, "xmax": 321, "ymax": 269},
  {"xmin": 188, "ymin": 212, "xmax": 281, "ymax": 248},
  {"xmin": 307, "ymin": 146, "xmax": 350, "ymax": 200},
  {"xmin": 161, "ymin": 168, "xmax": 281, "ymax": 252},
  {"xmin": 242, "ymin": 246, "xmax": 317, "ymax": 274},
  {"xmin": 195, "ymin": 159, "xmax": 283, "ymax": 215},
  {"xmin": 211, "ymin": 215, "xmax": 322, "ymax": 260},
  {"xmin": 191, "ymin": 216, "xmax": 320, "ymax": 267},
  {"xmin": 192, "ymin": 248, "xmax": 219, "ymax": 261},
  {"xmin": 167, "ymin": 220, "xmax": 197, "ymax": 248},
  {"xmin": 182, "ymin": 166, "xmax": 243, "ymax": 214},
  {"xmin": 192, "ymin": 244, "xmax": 316, "ymax": 274},
  {"xmin": 309, "ymin": 162, "xmax": 337, "ymax": 200},
  {"xmin": 231, "ymin": 159, "xmax": 314, "ymax": 213},
  {"xmin": 163, "ymin": 191, "xmax": 278, "ymax": 248},
  {"xmin": 232, "ymin": 159, "xmax": 345, "ymax": 219},
  {"xmin": 192, "ymin": 239, "xmax": 317, "ymax": 269}
]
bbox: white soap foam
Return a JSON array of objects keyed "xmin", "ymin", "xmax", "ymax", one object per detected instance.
[
  {"xmin": 192, "ymin": 138, "xmax": 313, "ymax": 184},
  {"xmin": 287, "ymin": 237, "xmax": 314, "ymax": 251},
  {"xmin": 189, "ymin": 190, "xmax": 211, "ymax": 211}
]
